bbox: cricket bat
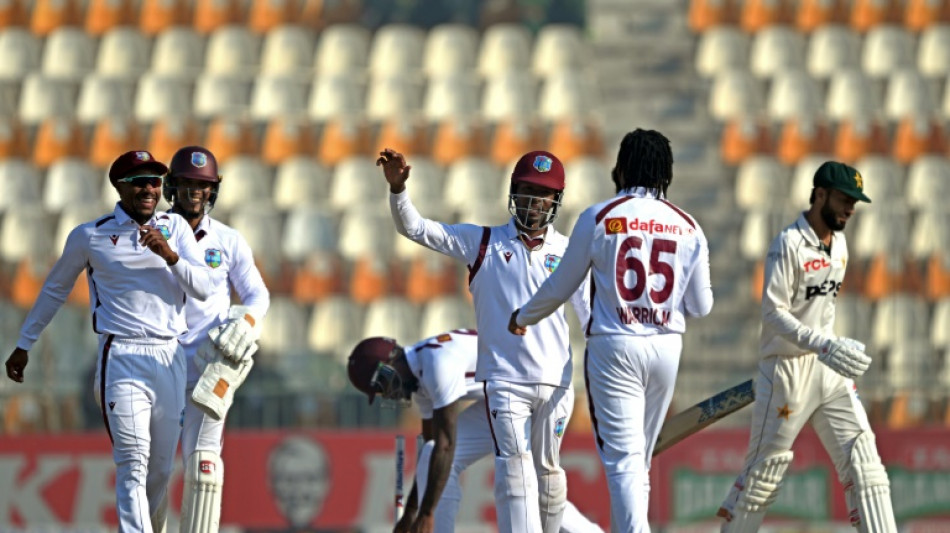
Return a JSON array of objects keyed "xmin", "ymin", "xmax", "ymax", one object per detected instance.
[
  {"xmin": 653, "ymin": 379, "xmax": 755, "ymax": 456},
  {"xmin": 394, "ymin": 435, "xmax": 405, "ymax": 525}
]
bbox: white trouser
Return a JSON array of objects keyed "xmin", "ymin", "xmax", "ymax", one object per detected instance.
[
  {"xmin": 724, "ymin": 354, "xmax": 872, "ymax": 510},
  {"xmin": 182, "ymin": 346, "xmax": 226, "ymax": 458},
  {"xmin": 415, "ymin": 401, "xmax": 602, "ymax": 533},
  {"xmin": 584, "ymin": 334, "xmax": 681, "ymax": 533},
  {"xmin": 484, "ymin": 380, "xmax": 574, "ymax": 533},
  {"xmin": 94, "ymin": 335, "xmax": 185, "ymax": 533}
]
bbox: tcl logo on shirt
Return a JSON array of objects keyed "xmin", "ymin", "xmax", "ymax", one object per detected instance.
[
  {"xmin": 803, "ymin": 258, "xmax": 831, "ymax": 272},
  {"xmin": 805, "ymin": 280, "xmax": 842, "ymax": 300}
]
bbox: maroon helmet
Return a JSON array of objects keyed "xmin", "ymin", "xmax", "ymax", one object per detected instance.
[
  {"xmin": 163, "ymin": 146, "xmax": 221, "ymax": 210},
  {"xmin": 508, "ymin": 150, "xmax": 565, "ymax": 230},
  {"xmin": 347, "ymin": 337, "xmax": 403, "ymax": 405}
]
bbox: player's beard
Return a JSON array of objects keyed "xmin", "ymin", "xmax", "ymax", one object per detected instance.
[{"xmin": 820, "ymin": 202, "xmax": 846, "ymax": 231}]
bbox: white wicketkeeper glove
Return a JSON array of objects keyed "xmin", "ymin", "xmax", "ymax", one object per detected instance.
[
  {"xmin": 210, "ymin": 305, "xmax": 262, "ymax": 364},
  {"xmin": 192, "ymin": 337, "xmax": 255, "ymax": 421},
  {"xmin": 818, "ymin": 337, "xmax": 871, "ymax": 379}
]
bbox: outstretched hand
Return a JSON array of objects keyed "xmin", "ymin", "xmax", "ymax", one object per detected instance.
[{"xmin": 377, "ymin": 148, "xmax": 411, "ymax": 194}]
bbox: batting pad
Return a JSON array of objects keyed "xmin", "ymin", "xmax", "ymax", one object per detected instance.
[
  {"xmin": 847, "ymin": 432, "xmax": 898, "ymax": 533},
  {"xmin": 180, "ymin": 451, "xmax": 224, "ymax": 533}
]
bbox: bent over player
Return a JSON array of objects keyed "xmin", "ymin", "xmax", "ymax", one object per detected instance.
[
  {"xmin": 163, "ymin": 146, "xmax": 270, "ymax": 533},
  {"xmin": 509, "ymin": 129, "xmax": 714, "ymax": 532},
  {"xmin": 716, "ymin": 161, "xmax": 895, "ymax": 532},
  {"xmin": 5, "ymin": 150, "xmax": 214, "ymax": 533},
  {"xmin": 378, "ymin": 148, "xmax": 589, "ymax": 533},
  {"xmin": 347, "ymin": 331, "xmax": 603, "ymax": 533}
]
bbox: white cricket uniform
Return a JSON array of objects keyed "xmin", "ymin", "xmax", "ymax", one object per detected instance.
[
  {"xmin": 720, "ymin": 213, "xmax": 874, "ymax": 517},
  {"xmin": 390, "ymin": 188, "xmax": 589, "ymax": 533},
  {"xmin": 16, "ymin": 205, "xmax": 213, "ymax": 533},
  {"xmin": 179, "ymin": 214, "xmax": 270, "ymax": 460},
  {"xmin": 407, "ymin": 330, "xmax": 603, "ymax": 533},
  {"xmin": 518, "ymin": 188, "xmax": 714, "ymax": 533}
]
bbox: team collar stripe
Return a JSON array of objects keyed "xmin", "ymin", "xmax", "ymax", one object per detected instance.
[{"xmin": 594, "ymin": 196, "xmax": 634, "ymax": 224}]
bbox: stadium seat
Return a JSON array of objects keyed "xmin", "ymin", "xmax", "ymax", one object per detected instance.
[
  {"xmin": 259, "ymin": 297, "xmax": 309, "ymax": 353},
  {"xmin": 854, "ymin": 155, "xmax": 904, "ymax": 204},
  {"xmin": 314, "ymin": 24, "xmax": 369, "ymax": 76},
  {"xmin": 788, "ymin": 155, "xmax": 831, "ymax": 209},
  {"xmin": 863, "ymin": 252, "xmax": 919, "ymax": 300},
  {"xmin": 405, "ymin": 254, "xmax": 459, "ymax": 304},
  {"xmin": 139, "ymin": 0, "xmax": 189, "ymax": 35},
  {"xmin": 30, "ymin": 304, "xmax": 98, "ymax": 390},
  {"xmin": 329, "ymin": 157, "xmax": 387, "ymax": 212},
  {"xmin": 767, "ymin": 70, "xmax": 821, "ymax": 121},
  {"xmin": 539, "ymin": 72, "xmax": 594, "ymax": 120},
  {"xmin": 825, "ymin": 69, "xmax": 880, "ymax": 121},
  {"xmin": 250, "ymin": 75, "xmax": 308, "ymax": 120},
  {"xmin": 695, "ymin": 27, "xmax": 750, "ymax": 79},
  {"xmin": 750, "ymin": 26, "xmax": 806, "ymax": 79},
  {"xmin": 194, "ymin": 75, "xmax": 251, "ymax": 118},
  {"xmin": 387, "ymin": 157, "xmax": 444, "ymax": 238},
  {"xmin": 41, "ymin": 27, "xmax": 95, "ymax": 81},
  {"xmin": 688, "ymin": 0, "xmax": 739, "ymax": 32},
  {"xmin": 833, "ymin": 117, "xmax": 890, "ymax": 162},
  {"xmin": 374, "ymin": 118, "xmax": 429, "ymax": 157},
  {"xmin": 548, "ymin": 117, "xmax": 605, "ymax": 163},
  {"xmin": 720, "ymin": 117, "xmax": 773, "ymax": 165},
  {"xmin": 905, "ymin": 0, "xmax": 950, "ymax": 31},
  {"xmin": 854, "ymin": 208, "xmax": 910, "ymax": 259},
  {"xmin": 227, "ymin": 205, "xmax": 287, "ymax": 289},
  {"xmin": 32, "ymin": 117, "xmax": 86, "ymax": 168},
  {"xmin": 96, "ymin": 27, "xmax": 149, "ymax": 79},
  {"xmin": 918, "ymin": 24, "xmax": 950, "ymax": 77},
  {"xmin": 532, "ymin": 24, "xmax": 586, "ymax": 78},
  {"xmin": 740, "ymin": 210, "xmax": 786, "ymax": 260},
  {"xmin": 262, "ymin": 117, "xmax": 316, "ymax": 165},
  {"xmin": 192, "ymin": 0, "xmax": 242, "ymax": 34},
  {"xmin": 203, "ymin": 116, "xmax": 257, "ymax": 163},
  {"xmin": 291, "ymin": 251, "xmax": 343, "ymax": 303},
  {"xmin": 338, "ymin": 207, "xmax": 396, "ymax": 261},
  {"xmin": 367, "ymin": 76, "xmax": 422, "ymax": 120},
  {"xmin": 0, "ymin": 160, "xmax": 41, "ymax": 213},
  {"xmin": 308, "ymin": 74, "xmax": 363, "ymax": 120},
  {"xmin": 424, "ymin": 24, "xmax": 478, "ymax": 78},
  {"xmin": 54, "ymin": 206, "xmax": 105, "ymax": 254},
  {"xmin": 489, "ymin": 118, "xmax": 543, "ymax": 166},
  {"xmin": 806, "ymin": 25, "xmax": 861, "ymax": 79},
  {"xmin": 932, "ymin": 296, "xmax": 950, "ymax": 348},
  {"xmin": 796, "ymin": 0, "xmax": 850, "ymax": 32},
  {"xmin": 735, "ymin": 155, "xmax": 789, "ymax": 210},
  {"xmin": 478, "ymin": 23, "xmax": 531, "ymax": 78},
  {"xmin": 740, "ymin": 0, "xmax": 794, "ymax": 32},
  {"xmin": 369, "ymin": 24, "xmax": 424, "ymax": 78},
  {"xmin": 776, "ymin": 117, "xmax": 833, "ymax": 165},
  {"xmin": 215, "ymin": 156, "xmax": 273, "ymax": 211},
  {"xmin": 424, "ymin": 75, "xmax": 480, "ymax": 121},
  {"xmin": 862, "ymin": 25, "xmax": 914, "ymax": 78},
  {"xmin": 281, "ymin": 206, "xmax": 337, "ymax": 261},
  {"xmin": 444, "ymin": 157, "xmax": 504, "ymax": 212},
  {"xmin": 205, "ymin": 25, "xmax": 259, "ymax": 77},
  {"xmin": 261, "ymin": 26, "xmax": 314, "ymax": 75},
  {"xmin": 482, "ymin": 72, "xmax": 536, "ymax": 122},
  {"xmin": 273, "ymin": 156, "xmax": 330, "ymax": 209},
  {"xmin": 317, "ymin": 115, "xmax": 371, "ymax": 166},
  {"xmin": 30, "ymin": 0, "xmax": 80, "ymax": 36},
  {"xmin": 84, "ymin": 0, "xmax": 133, "ymax": 35},
  {"xmin": 906, "ymin": 155, "xmax": 950, "ymax": 211},
  {"xmin": 892, "ymin": 116, "xmax": 946, "ymax": 164},
  {"xmin": 709, "ymin": 69, "xmax": 763, "ymax": 121},
  {"xmin": 562, "ymin": 157, "xmax": 614, "ymax": 213},
  {"xmin": 44, "ymin": 158, "xmax": 100, "ymax": 213},
  {"xmin": 419, "ymin": 296, "xmax": 475, "ymax": 339},
  {"xmin": 147, "ymin": 116, "xmax": 201, "ymax": 162},
  {"xmin": 833, "ymin": 294, "xmax": 874, "ymax": 343},
  {"xmin": 246, "ymin": 0, "xmax": 296, "ymax": 34},
  {"xmin": 871, "ymin": 293, "xmax": 929, "ymax": 350},
  {"xmin": 362, "ymin": 296, "xmax": 421, "ymax": 345},
  {"xmin": 349, "ymin": 255, "xmax": 395, "ymax": 304},
  {"xmin": 307, "ymin": 296, "xmax": 363, "ymax": 355},
  {"xmin": 851, "ymin": 0, "xmax": 903, "ymax": 32},
  {"xmin": 135, "ymin": 74, "xmax": 191, "ymax": 125},
  {"xmin": 0, "ymin": 118, "xmax": 27, "ymax": 159},
  {"xmin": 431, "ymin": 118, "xmax": 487, "ymax": 165},
  {"xmin": 77, "ymin": 75, "xmax": 134, "ymax": 125},
  {"xmin": 0, "ymin": 28, "xmax": 40, "ymax": 81},
  {"xmin": 885, "ymin": 69, "xmax": 936, "ymax": 120},
  {"xmin": 151, "ymin": 27, "xmax": 205, "ymax": 79},
  {"xmin": 0, "ymin": 0, "xmax": 25, "ymax": 28},
  {"xmin": 910, "ymin": 210, "xmax": 950, "ymax": 259},
  {"xmin": 0, "ymin": 210, "xmax": 55, "ymax": 262}
]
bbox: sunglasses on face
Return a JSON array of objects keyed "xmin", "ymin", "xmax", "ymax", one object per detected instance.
[{"xmin": 116, "ymin": 175, "xmax": 163, "ymax": 188}]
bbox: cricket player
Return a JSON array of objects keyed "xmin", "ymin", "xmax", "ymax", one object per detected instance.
[
  {"xmin": 377, "ymin": 148, "xmax": 589, "ymax": 533},
  {"xmin": 4, "ymin": 150, "xmax": 214, "ymax": 533},
  {"xmin": 163, "ymin": 146, "xmax": 270, "ymax": 533},
  {"xmin": 347, "ymin": 331, "xmax": 604, "ymax": 533},
  {"xmin": 509, "ymin": 129, "xmax": 714, "ymax": 532},
  {"xmin": 716, "ymin": 161, "xmax": 895, "ymax": 532}
]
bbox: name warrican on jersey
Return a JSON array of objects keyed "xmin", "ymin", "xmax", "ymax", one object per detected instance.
[
  {"xmin": 17, "ymin": 206, "xmax": 214, "ymax": 349},
  {"xmin": 391, "ymin": 189, "xmax": 589, "ymax": 388},
  {"xmin": 759, "ymin": 213, "xmax": 847, "ymax": 358},
  {"xmin": 519, "ymin": 189, "xmax": 713, "ymax": 336},
  {"xmin": 178, "ymin": 215, "xmax": 270, "ymax": 376},
  {"xmin": 405, "ymin": 330, "xmax": 482, "ymax": 419}
]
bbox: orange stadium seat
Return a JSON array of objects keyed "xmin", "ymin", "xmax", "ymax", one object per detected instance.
[
  {"xmin": 796, "ymin": 0, "xmax": 850, "ymax": 32},
  {"xmin": 10, "ymin": 257, "xmax": 49, "ymax": 309},
  {"xmin": 247, "ymin": 0, "xmax": 296, "ymax": 34},
  {"xmin": 291, "ymin": 252, "xmax": 343, "ymax": 303},
  {"xmin": 139, "ymin": 0, "xmax": 190, "ymax": 35},
  {"xmin": 90, "ymin": 118, "xmax": 144, "ymax": 169},
  {"xmin": 720, "ymin": 117, "xmax": 773, "ymax": 165},
  {"xmin": 740, "ymin": 0, "xmax": 794, "ymax": 33},
  {"xmin": 863, "ymin": 253, "xmax": 905, "ymax": 300},
  {"xmin": 67, "ymin": 273, "xmax": 90, "ymax": 307},
  {"xmin": 349, "ymin": 255, "xmax": 394, "ymax": 304},
  {"xmin": 490, "ymin": 118, "xmax": 544, "ymax": 166},
  {"xmin": 688, "ymin": 0, "xmax": 739, "ymax": 33},
  {"xmin": 850, "ymin": 0, "xmax": 903, "ymax": 32},
  {"xmin": 32, "ymin": 117, "xmax": 86, "ymax": 169},
  {"xmin": 192, "ymin": 0, "xmax": 242, "ymax": 35},
  {"xmin": 904, "ymin": 0, "xmax": 950, "ymax": 32},
  {"xmin": 776, "ymin": 118, "xmax": 833, "ymax": 165},
  {"xmin": 374, "ymin": 118, "xmax": 429, "ymax": 157},
  {"xmin": 547, "ymin": 116, "xmax": 605, "ymax": 163},
  {"xmin": 204, "ymin": 116, "xmax": 257, "ymax": 163},
  {"xmin": 317, "ymin": 115, "xmax": 371, "ymax": 166},
  {"xmin": 84, "ymin": 0, "xmax": 134, "ymax": 36},
  {"xmin": 431, "ymin": 118, "xmax": 488, "ymax": 166},
  {"xmin": 892, "ymin": 116, "xmax": 947, "ymax": 164},
  {"xmin": 0, "ymin": 118, "xmax": 28, "ymax": 159},
  {"xmin": 925, "ymin": 253, "xmax": 950, "ymax": 300},
  {"xmin": 405, "ymin": 254, "xmax": 458, "ymax": 304},
  {"xmin": 0, "ymin": 0, "xmax": 25, "ymax": 27},
  {"xmin": 147, "ymin": 116, "xmax": 200, "ymax": 163},
  {"xmin": 262, "ymin": 117, "xmax": 315, "ymax": 165},
  {"xmin": 833, "ymin": 118, "xmax": 890, "ymax": 163},
  {"xmin": 30, "ymin": 0, "xmax": 80, "ymax": 36}
]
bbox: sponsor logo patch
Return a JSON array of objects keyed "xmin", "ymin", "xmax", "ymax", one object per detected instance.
[
  {"xmin": 605, "ymin": 217, "xmax": 627, "ymax": 235},
  {"xmin": 543, "ymin": 254, "xmax": 561, "ymax": 273},
  {"xmin": 135, "ymin": 151, "xmax": 150, "ymax": 161},
  {"xmin": 191, "ymin": 152, "xmax": 207, "ymax": 168},
  {"xmin": 533, "ymin": 155, "xmax": 552, "ymax": 173},
  {"xmin": 205, "ymin": 248, "xmax": 222, "ymax": 268}
]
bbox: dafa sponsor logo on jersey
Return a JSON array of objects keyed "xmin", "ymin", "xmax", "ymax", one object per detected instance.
[{"xmin": 604, "ymin": 217, "xmax": 694, "ymax": 236}]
